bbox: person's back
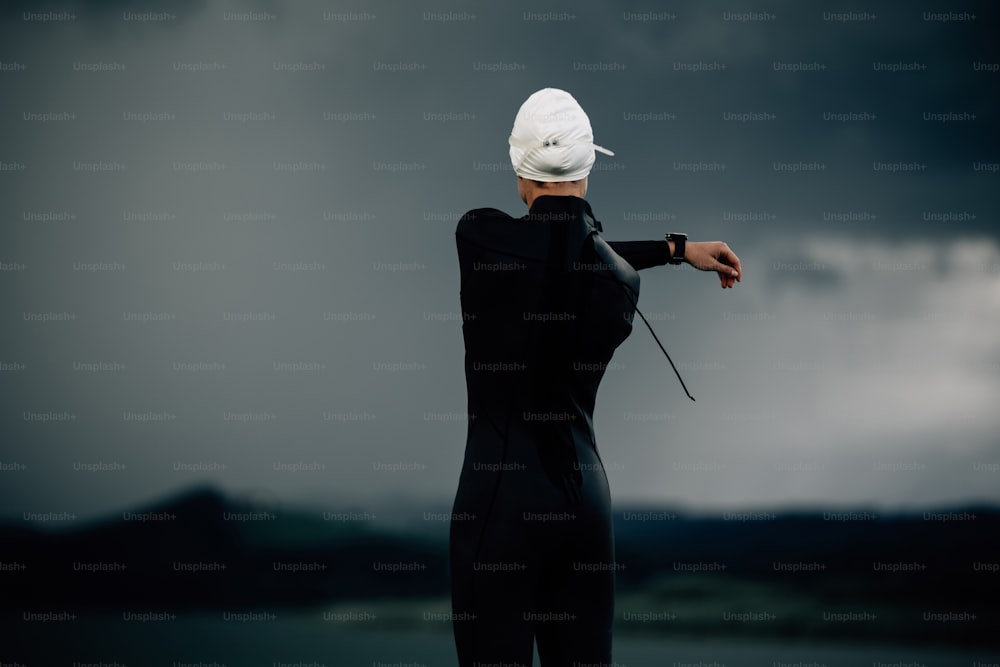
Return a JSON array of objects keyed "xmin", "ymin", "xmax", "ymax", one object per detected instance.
[{"xmin": 450, "ymin": 193, "xmax": 638, "ymax": 666}]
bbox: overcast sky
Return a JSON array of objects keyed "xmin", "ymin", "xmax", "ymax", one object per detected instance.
[{"xmin": 1, "ymin": 0, "xmax": 998, "ymax": 524}]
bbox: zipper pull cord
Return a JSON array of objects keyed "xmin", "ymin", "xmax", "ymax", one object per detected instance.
[
  {"xmin": 611, "ymin": 271, "xmax": 695, "ymax": 402},
  {"xmin": 633, "ymin": 303, "xmax": 695, "ymax": 401}
]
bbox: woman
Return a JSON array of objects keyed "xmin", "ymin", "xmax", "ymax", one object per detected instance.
[{"xmin": 450, "ymin": 88, "xmax": 742, "ymax": 666}]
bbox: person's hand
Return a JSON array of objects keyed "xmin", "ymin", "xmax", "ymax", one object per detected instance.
[{"xmin": 683, "ymin": 241, "xmax": 742, "ymax": 288}]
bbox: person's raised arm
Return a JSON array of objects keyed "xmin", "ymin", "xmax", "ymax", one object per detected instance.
[
  {"xmin": 607, "ymin": 239, "xmax": 743, "ymax": 289},
  {"xmin": 605, "ymin": 239, "xmax": 672, "ymax": 271}
]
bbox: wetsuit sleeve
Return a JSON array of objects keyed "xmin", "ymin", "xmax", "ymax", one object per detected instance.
[{"xmin": 605, "ymin": 240, "xmax": 672, "ymax": 271}]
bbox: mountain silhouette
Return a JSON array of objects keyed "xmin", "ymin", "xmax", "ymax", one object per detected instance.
[{"xmin": 2, "ymin": 486, "xmax": 997, "ymax": 646}]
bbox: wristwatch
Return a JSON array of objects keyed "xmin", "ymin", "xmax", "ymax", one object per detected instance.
[{"xmin": 665, "ymin": 232, "xmax": 688, "ymax": 265}]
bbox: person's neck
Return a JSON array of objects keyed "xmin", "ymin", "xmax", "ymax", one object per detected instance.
[
  {"xmin": 524, "ymin": 185, "xmax": 586, "ymax": 209},
  {"xmin": 528, "ymin": 193, "xmax": 584, "ymax": 210}
]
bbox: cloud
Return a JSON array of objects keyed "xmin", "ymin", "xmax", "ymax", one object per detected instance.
[
  {"xmin": 1, "ymin": 0, "xmax": 997, "ymax": 520},
  {"xmin": 0, "ymin": 0, "xmax": 209, "ymax": 20},
  {"xmin": 598, "ymin": 235, "xmax": 1000, "ymax": 510}
]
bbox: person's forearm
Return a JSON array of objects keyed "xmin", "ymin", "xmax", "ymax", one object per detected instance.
[{"xmin": 606, "ymin": 239, "xmax": 676, "ymax": 271}]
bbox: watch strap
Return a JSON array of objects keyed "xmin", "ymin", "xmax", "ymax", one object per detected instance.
[{"xmin": 666, "ymin": 233, "xmax": 687, "ymax": 264}]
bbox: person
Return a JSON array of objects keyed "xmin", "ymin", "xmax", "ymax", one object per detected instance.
[{"xmin": 449, "ymin": 88, "xmax": 742, "ymax": 667}]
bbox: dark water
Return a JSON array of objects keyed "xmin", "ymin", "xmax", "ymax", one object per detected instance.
[{"xmin": 6, "ymin": 608, "xmax": 997, "ymax": 666}]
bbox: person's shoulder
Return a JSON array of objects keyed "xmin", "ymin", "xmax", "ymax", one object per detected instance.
[
  {"xmin": 459, "ymin": 207, "xmax": 513, "ymax": 223},
  {"xmin": 456, "ymin": 207, "xmax": 515, "ymax": 236}
]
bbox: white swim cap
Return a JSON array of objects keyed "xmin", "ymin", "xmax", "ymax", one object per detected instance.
[{"xmin": 508, "ymin": 87, "xmax": 614, "ymax": 182}]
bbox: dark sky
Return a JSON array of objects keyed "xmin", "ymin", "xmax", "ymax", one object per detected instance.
[{"xmin": 1, "ymin": 0, "xmax": 998, "ymax": 522}]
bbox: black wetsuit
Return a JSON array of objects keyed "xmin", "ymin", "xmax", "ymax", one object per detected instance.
[{"xmin": 449, "ymin": 195, "xmax": 672, "ymax": 667}]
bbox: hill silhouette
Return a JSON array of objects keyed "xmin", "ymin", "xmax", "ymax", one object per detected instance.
[{"xmin": 2, "ymin": 485, "xmax": 997, "ymax": 646}]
